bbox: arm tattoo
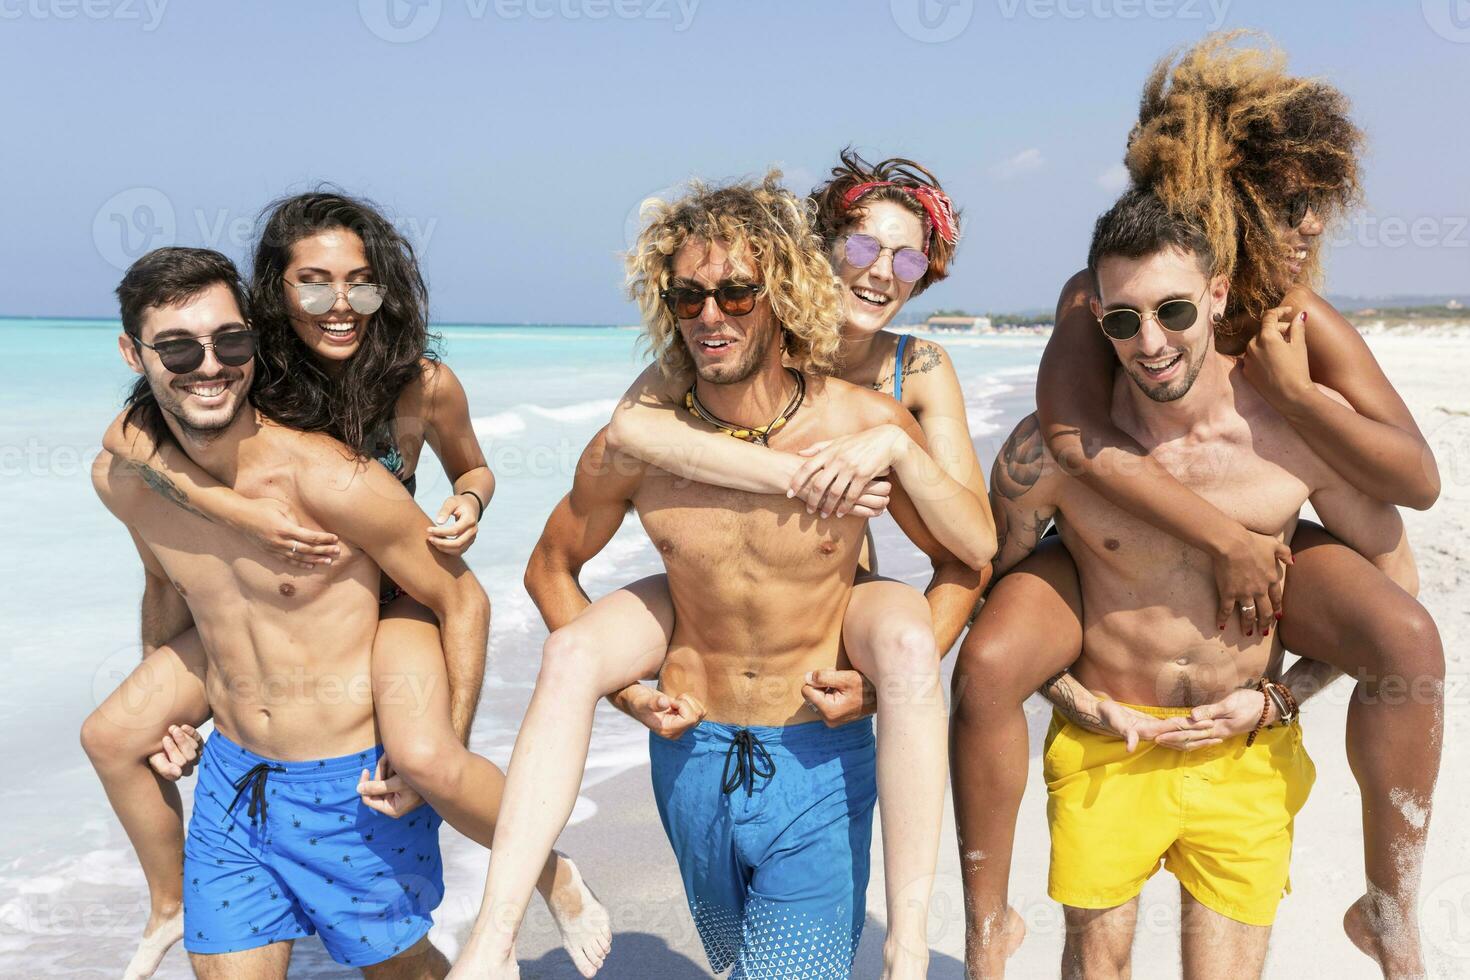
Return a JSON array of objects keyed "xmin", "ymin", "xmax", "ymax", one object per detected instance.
[
  {"xmin": 903, "ymin": 341, "xmax": 943, "ymax": 378},
  {"xmin": 1039, "ymin": 670, "xmax": 1105, "ymax": 730},
  {"xmin": 122, "ymin": 459, "xmax": 213, "ymax": 523},
  {"xmin": 996, "ymin": 414, "xmax": 1044, "ymax": 500}
]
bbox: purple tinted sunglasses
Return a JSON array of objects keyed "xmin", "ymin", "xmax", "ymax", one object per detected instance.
[{"xmin": 842, "ymin": 233, "xmax": 929, "ymax": 283}]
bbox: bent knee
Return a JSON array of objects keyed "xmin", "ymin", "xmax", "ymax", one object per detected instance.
[
  {"xmin": 951, "ymin": 633, "xmax": 1041, "ymax": 715},
  {"xmin": 538, "ymin": 628, "xmax": 608, "ymax": 692},
  {"xmin": 867, "ymin": 622, "xmax": 939, "ymax": 680},
  {"xmin": 80, "ymin": 709, "xmax": 149, "ymax": 767},
  {"xmin": 79, "ymin": 710, "xmax": 112, "ymax": 763},
  {"xmin": 1355, "ymin": 599, "xmax": 1446, "ymax": 683}
]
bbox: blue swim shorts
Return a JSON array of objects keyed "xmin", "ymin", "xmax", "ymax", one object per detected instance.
[
  {"xmin": 649, "ymin": 717, "xmax": 878, "ymax": 979},
  {"xmin": 182, "ymin": 731, "xmax": 444, "ymax": 967}
]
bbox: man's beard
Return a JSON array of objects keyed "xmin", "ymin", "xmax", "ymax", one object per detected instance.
[
  {"xmin": 693, "ymin": 325, "xmax": 773, "ymax": 386},
  {"xmin": 1127, "ymin": 341, "xmax": 1208, "ymax": 403},
  {"xmin": 151, "ymin": 371, "xmax": 249, "ymax": 441}
]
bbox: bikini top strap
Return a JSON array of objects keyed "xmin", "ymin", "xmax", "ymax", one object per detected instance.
[{"xmin": 893, "ymin": 334, "xmax": 911, "ymax": 403}]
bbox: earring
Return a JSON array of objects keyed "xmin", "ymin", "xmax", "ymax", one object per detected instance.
[{"xmin": 1211, "ymin": 312, "xmax": 1223, "ymax": 323}]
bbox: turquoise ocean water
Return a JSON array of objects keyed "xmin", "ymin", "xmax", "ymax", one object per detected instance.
[{"xmin": 0, "ymin": 318, "xmax": 1044, "ymax": 974}]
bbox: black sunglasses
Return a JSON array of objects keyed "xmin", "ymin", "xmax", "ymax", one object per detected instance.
[
  {"xmin": 1097, "ymin": 287, "xmax": 1209, "ymax": 341},
  {"xmin": 133, "ymin": 328, "xmax": 257, "ymax": 374},
  {"xmin": 660, "ymin": 281, "xmax": 764, "ymax": 320},
  {"xmin": 1285, "ymin": 193, "xmax": 1315, "ymax": 228}
]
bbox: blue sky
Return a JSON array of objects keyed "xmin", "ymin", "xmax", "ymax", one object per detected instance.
[{"xmin": 2, "ymin": 0, "xmax": 1466, "ymax": 323}]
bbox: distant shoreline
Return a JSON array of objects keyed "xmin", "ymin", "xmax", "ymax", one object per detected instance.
[{"xmin": 7, "ymin": 314, "xmax": 1470, "ymax": 337}]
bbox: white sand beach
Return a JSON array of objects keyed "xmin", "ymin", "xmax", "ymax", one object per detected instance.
[
  {"xmin": 6, "ymin": 332, "xmax": 1464, "ymax": 979},
  {"xmin": 445, "ymin": 333, "xmax": 1470, "ymax": 980}
]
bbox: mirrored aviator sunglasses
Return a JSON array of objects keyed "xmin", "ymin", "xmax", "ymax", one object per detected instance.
[
  {"xmin": 290, "ymin": 281, "xmax": 387, "ymax": 316},
  {"xmin": 1098, "ymin": 297, "xmax": 1201, "ymax": 341},
  {"xmin": 660, "ymin": 282, "xmax": 763, "ymax": 319},
  {"xmin": 843, "ymin": 233, "xmax": 929, "ymax": 283},
  {"xmin": 135, "ymin": 329, "xmax": 257, "ymax": 373}
]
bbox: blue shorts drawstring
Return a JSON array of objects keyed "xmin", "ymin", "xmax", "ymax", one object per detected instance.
[
  {"xmin": 225, "ymin": 761, "xmax": 286, "ymax": 825},
  {"xmin": 720, "ymin": 729, "xmax": 776, "ymax": 796}
]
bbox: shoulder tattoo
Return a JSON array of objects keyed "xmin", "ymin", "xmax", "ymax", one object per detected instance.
[{"xmin": 903, "ymin": 340, "xmax": 943, "ymax": 378}]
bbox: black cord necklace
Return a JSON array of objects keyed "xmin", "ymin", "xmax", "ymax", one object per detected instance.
[{"xmin": 685, "ymin": 368, "xmax": 806, "ymax": 447}]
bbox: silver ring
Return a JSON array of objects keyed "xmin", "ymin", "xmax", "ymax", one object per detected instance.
[
  {"xmin": 291, "ymin": 542, "xmax": 298, "ymax": 554},
  {"xmin": 1240, "ymin": 603, "xmax": 1255, "ymax": 612}
]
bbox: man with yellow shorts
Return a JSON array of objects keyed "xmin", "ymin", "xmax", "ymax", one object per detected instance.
[
  {"xmin": 985, "ymin": 190, "xmax": 1412, "ymax": 977},
  {"xmin": 1043, "ymin": 701, "xmax": 1315, "ymax": 927}
]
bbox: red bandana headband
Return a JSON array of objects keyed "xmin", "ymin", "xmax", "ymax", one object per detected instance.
[{"xmin": 840, "ymin": 180, "xmax": 961, "ymax": 249}]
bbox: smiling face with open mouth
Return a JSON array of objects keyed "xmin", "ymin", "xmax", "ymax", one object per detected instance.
[
  {"xmin": 670, "ymin": 237, "xmax": 780, "ymax": 386},
  {"xmin": 125, "ymin": 281, "xmax": 255, "ymax": 438},
  {"xmin": 832, "ymin": 200, "xmax": 926, "ymax": 337},
  {"xmin": 1094, "ymin": 248, "xmax": 1223, "ymax": 404},
  {"xmin": 1278, "ymin": 199, "xmax": 1325, "ymax": 282},
  {"xmin": 283, "ymin": 228, "xmax": 377, "ymax": 364}
]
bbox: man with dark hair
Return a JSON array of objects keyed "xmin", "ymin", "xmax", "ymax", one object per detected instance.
[
  {"xmin": 985, "ymin": 191, "xmax": 1413, "ymax": 978},
  {"xmin": 89, "ymin": 247, "xmax": 489, "ymax": 979}
]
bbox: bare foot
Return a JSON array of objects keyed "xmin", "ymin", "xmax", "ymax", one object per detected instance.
[
  {"xmin": 964, "ymin": 906, "xmax": 1026, "ymax": 979},
  {"xmin": 446, "ymin": 939, "xmax": 521, "ymax": 980},
  {"xmin": 543, "ymin": 854, "xmax": 611, "ymax": 978},
  {"xmin": 1344, "ymin": 892, "xmax": 1426, "ymax": 979},
  {"xmin": 123, "ymin": 906, "xmax": 183, "ymax": 980},
  {"xmin": 880, "ymin": 942, "xmax": 930, "ymax": 980}
]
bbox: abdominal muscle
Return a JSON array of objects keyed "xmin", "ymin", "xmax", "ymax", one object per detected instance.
[
  {"xmin": 197, "ymin": 608, "xmax": 381, "ymax": 762},
  {"xmin": 1072, "ymin": 603, "xmax": 1283, "ymax": 708},
  {"xmin": 658, "ymin": 580, "xmax": 855, "ymax": 728}
]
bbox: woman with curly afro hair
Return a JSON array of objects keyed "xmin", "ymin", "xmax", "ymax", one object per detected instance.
[{"xmin": 952, "ymin": 32, "xmax": 1442, "ymax": 979}]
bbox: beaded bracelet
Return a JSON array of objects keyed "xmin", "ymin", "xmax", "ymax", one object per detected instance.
[{"xmin": 1246, "ymin": 679, "xmax": 1272, "ymax": 747}]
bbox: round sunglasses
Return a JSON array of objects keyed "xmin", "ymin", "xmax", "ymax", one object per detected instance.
[
  {"xmin": 288, "ymin": 280, "xmax": 387, "ymax": 316},
  {"xmin": 134, "ymin": 328, "xmax": 257, "ymax": 374},
  {"xmin": 841, "ymin": 233, "xmax": 929, "ymax": 283},
  {"xmin": 660, "ymin": 282, "xmax": 764, "ymax": 320},
  {"xmin": 1097, "ymin": 287, "xmax": 1210, "ymax": 341}
]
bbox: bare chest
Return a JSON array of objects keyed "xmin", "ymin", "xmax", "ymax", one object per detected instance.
[
  {"xmin": 632, "ymin": 470, "xmax": 865, "ymax": 580},
  {"xmin": 134, "ymin": 495, "xmax": 376, "ymax": 615},
  {"xmin": 1058, "ymin": 438, "xmax": 1311, "ymax": 585}
]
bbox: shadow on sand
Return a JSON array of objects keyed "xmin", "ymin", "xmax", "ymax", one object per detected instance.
[{"xmin": 282, "ymin": 916, "xmax": 967, "ymax": 977}]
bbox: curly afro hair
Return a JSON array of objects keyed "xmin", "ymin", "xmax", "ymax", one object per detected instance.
[{"xmin": 1124, "ymin": 31, "xmax": 1364, "ymax": 332}]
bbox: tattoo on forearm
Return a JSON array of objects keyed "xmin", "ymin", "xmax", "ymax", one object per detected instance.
[
  {"xmin": 1039, "ymin": 670, "xmax": 1104, "ymax": 729},
  {"xmin": 123, "ymin": 460, "xmax": 213, "ymax": 522}
]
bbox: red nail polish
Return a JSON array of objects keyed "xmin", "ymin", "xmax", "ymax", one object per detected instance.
[
  {"xmin": 1263, "ymin": 627, "xmax": 1270, "ymax": 637},
  {"xmin": 1275, "ymin": 612, "xmax": 1283, "ymax": 621},
  {"xmin": 1246, "ymin": 629, "xmax": 1253, "ymax": 637}
]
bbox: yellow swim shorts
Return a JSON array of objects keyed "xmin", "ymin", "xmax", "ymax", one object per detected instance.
[{"xmin": 1043, "ymin": 703, "xmax": 1315, "ymax": 926}]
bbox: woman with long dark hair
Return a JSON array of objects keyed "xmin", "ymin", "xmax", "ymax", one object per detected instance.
[{"xmin": 82, "ymin": 191, "xmax": 611, "ymax": 979}]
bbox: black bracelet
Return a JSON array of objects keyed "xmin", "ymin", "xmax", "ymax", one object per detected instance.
[{"xmin": 459, "ymin": 489, "xmax": 484, "ymax": 520}]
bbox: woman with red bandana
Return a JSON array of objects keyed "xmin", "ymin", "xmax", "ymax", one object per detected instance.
[{"xmin": 509, "ymin": 150, "xmax": 995, "ymax": 979}]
